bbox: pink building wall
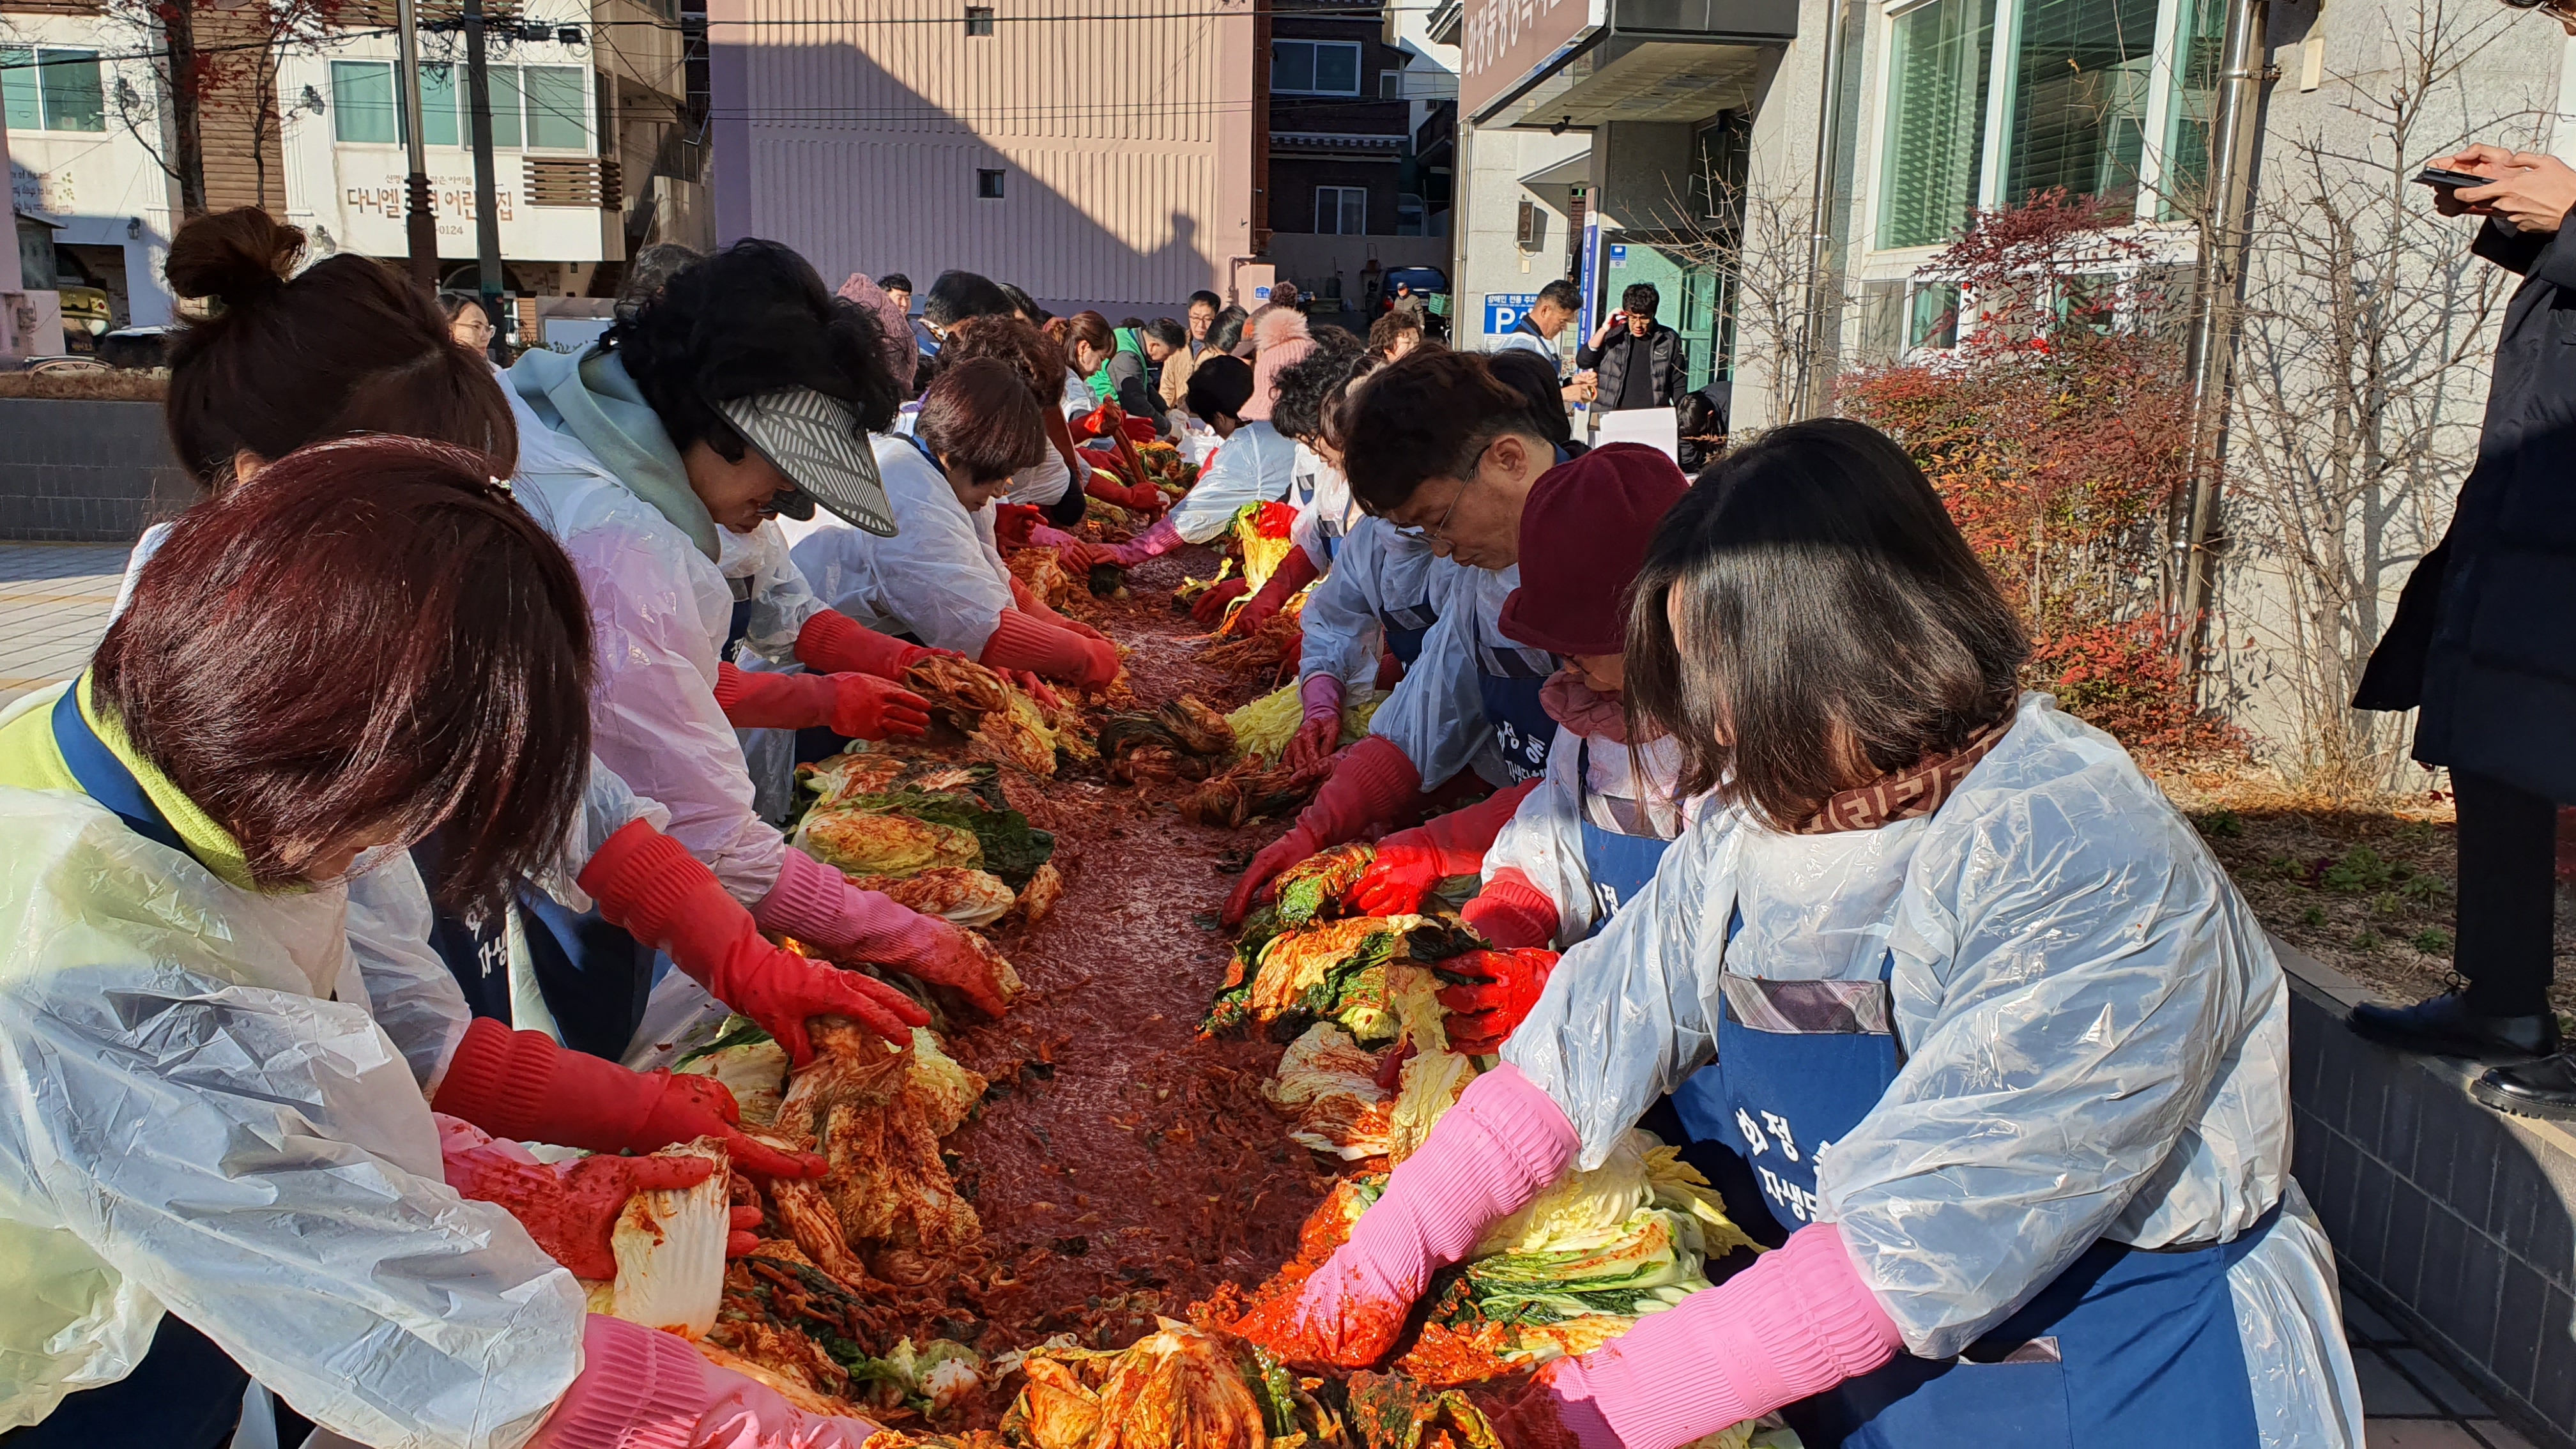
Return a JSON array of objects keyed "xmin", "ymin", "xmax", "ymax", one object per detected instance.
[{"xmin": 707, "ymin": 0, "xmax": 1259, "ymax": 319}]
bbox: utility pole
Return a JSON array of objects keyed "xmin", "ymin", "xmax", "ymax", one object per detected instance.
[
  {"xmin": 395, "ymin": 0, "xmax": 438, "ymax": 291},
  {"xmin": 463, "ymin": 0, "xmax": 505, "ymax": 362}
]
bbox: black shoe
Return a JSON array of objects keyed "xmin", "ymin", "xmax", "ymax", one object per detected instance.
[
  {"xmin": 2347, "ymin": 989, "xmax": 2559, "ymax": 1062},
  {"xmin": 2473, "ymin": 1054, "xmax": 2576, "ymax": 1121}
]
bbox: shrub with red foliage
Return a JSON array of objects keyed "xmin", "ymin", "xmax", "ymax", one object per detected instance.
[{"xmin": 1839, "ymin": 192, "xmax": 2230, "ymax": 757}]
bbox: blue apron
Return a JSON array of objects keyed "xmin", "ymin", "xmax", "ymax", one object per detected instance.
[
  {"xmin": 1377, "ymin": 599, "xmax": 1436, "ymax": 668},
  {"xmin": 38, "ymin": 689, "xmax": 268, "ymax": 1447},
  {"xmin": 1684, "ymin": 907, "xmax": 2267, "ymax": 1447},
  {"xmin": 1572, "ymin": 738, "xmax": 1669, "ymax": 929},
  {"xmin": 1476, "ymin": 640, "xmax": 1558, "ymax": 786}
]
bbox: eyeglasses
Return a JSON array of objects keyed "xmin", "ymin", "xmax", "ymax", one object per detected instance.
[
  {"xmin": 457, "ymin": 320, "xmax": 495, "ymax": 340},
  {"xmin": 1422, "ymin": 471, "xmax": 1471, "ymax": 543}
]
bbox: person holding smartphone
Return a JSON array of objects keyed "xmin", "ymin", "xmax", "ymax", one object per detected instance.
[
  {"xmin": 1575, "ymin": 283, "xmax": 1690, "ymax": 413},
  {"xmin": 2347, "ymin": 123, "xmax": 2576, "ymax": 1119}
]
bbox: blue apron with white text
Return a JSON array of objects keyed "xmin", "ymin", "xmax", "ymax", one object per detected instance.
[
  {"xmin": 1683, "ymin": 907, "xmax": 2267, "ymax": 1448},
  {"xmin": 1475, "ymin": 640, "xmax": 1557, "ymax": 785}
]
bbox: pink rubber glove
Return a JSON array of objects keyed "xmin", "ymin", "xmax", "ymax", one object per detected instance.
[
  {"xmin": 1102, "ymin": 513, "xmax": 1185, "ymax": 567},
  {"xmin": 712, "ymin": 663, "xmax": 932, "ymax": 740},
  {"xmin": 1284, "ymin": 673, "xmax": 1345, "ymax": 770},
  {"xmin": 1462, "ymin": 868, "xmax": 1565, "ymax": 949},
  {"xmin": 434, "ymin": 1018, "xmax": 826, "ymax": 1178},
  {"xmin": 1222, "ymin": 734, "xmax": 1424, "ymax": 926},
  {"xmin": 1348, "ymin": 779, "xmax": 1541, "ymax": 917},
  {"xmin": 1531, "ymin": 1224, "xmax": 1905, "ymax": 1449},
  {"xmin": 794, "ymin": 610, "xmax": 935, "ymax": 681},
  {"xmin": 1030, "ymin": 523, "xmax": 1082, "ymax": 550},
  {"xmin": 581, "ymin": 822, "xmax": 931, "ymax": 1065},
  {"xmin": 1235, "ymin": 547, "xmax": 1321, "ymax": 634},
  {"xmin": 1235, "ymin": 1064, "xmax": 1577, "ymax": 1367},
  {"xmin": 530, "ymin": 1314, "xmax": 883, "ymax": 1449},
  {"xmin": 755, "ymin": 848, "xmax": 1012, "ymax": 1017}
]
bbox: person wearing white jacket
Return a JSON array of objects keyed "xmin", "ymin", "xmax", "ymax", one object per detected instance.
[
  {"xmin": 1057, "ymin": 354, "xmax": 1296, "ymax": 574},
  {"xmin": 0, "ymin": 441, "xmax": 880, "ymax": 1449},
  {"xmin": 504, "ymin": 241, "xmax": 1011, "ymax": 1032},
  {"xmin": 1243, "ymin": 420, "xmax": 2361, "ymax": 1449},
  {"xmin": 783, "ymin": 358, "xmax": 1122, "ymax": 690}
]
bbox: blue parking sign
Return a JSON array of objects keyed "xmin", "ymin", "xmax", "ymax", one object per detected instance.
[{"xmin": 1484, "ymin": 293, "xmax": 1539, "ymax": 339}]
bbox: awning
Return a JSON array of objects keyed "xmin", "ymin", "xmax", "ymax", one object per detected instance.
[{"xmin": 1469, "ymin": 0, "xmax": 1795, "ymax": 127}]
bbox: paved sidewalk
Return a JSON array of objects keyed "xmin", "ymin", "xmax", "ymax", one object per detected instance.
[
  {"xmin": 0, "ymin": 542, "xmax": 129, "ymax": 706},
  {"xmin": 2350, "ymin": 1288, "xmax": 2546, "ymax": 1448}
]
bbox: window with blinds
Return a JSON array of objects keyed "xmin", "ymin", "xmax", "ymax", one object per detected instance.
[
  {"xmin": 1879, "ymin": 0, "xmax": 1997, "ymax": 249},
  {"xmin": 2000, "ymin": 0, "xmax": 2159, "ymax": 208},
  {"xmin": 2158, "ymin": 0, "xmax": 2226, "ymax": 217}
]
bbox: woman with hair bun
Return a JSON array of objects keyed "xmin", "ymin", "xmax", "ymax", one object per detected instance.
[
  {"xmin": 145, "ymin": 209, "xmax": 930, "ymax": 1162},
  {"xmin": 0, "ymin": 438, "xmax": 887, "ymax": 1449}
]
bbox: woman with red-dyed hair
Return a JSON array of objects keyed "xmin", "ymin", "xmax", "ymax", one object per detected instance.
[{"xmin": 0, "ymin": 438, "xmax": 883, "ymax": 1449}]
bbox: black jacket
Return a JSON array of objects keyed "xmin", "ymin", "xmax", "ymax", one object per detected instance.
[
  {"xmin": 2354, "ymin": 219, "xmax": 2576, "ymax": 802},
  {"xmin": 1577, "ymin": 323, "xmax": 1689, "ymax": 410}
]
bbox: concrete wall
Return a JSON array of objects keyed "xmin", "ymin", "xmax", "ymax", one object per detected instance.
[
  {"xmin": 1451, "ymin": 121, "xmax": 1589, "ymax": 353},
  {"xmin": 0, "ymin": 399, "xmax": 194, "ymax": 542},
  {"xmin": 706, "ymin": 0, "xmax": 1257, "ymax": 320}
]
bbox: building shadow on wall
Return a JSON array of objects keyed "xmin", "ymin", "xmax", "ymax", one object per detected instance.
[{"xmin": 709, "ymin": 38, "xmax": 1237, "ymax": 320}]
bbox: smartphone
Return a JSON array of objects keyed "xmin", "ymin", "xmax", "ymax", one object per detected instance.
[{"xmin": 2413, "ymin": 166, "xmax": 2489, "ymax": 190}]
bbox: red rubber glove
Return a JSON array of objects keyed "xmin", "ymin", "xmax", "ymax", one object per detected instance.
[
  {"xmin": 1436, "ymin": 947, "xmax": 1561, "ymax": 1054},
  {"xmin": 882, "ymin": 917, "xmax": 1014, "ymax": 1016},
  {"xmin": 1285, "ymin": 674, "xmax": 1344, "ymax": 770},
  {"xmin": 434, "ymin": 1018, "xmax": 825, "ymax": 1179},
  {"xmin": 1087, "ymin": 473, "xmax": 1167, "ymax": 513},
  {"xmin": 1461, "ymin": 868, "xmax": 1565, "ymax": 950},
  {"xmin": 1376, "ymin": 650, "xmax": 1406, "ymax": 689},
  {"xmin": 1235, "ymin": 547, "xmax": 1320, "ymax": 634},
  {"xmin": 1192, "ymin": 578, "xmax": 1251, "ymax": 626},
  {"xmin": 1070, "ymin": 402, "xmax": 1126, "ymax": 441},
  {"xmin": 993, "ymin": 503, "xmax": 1045, "ymax": 551},
  {"xmin": 1348, "ymin": 779, "xmax": 1540, "ymax": 917},
  {"xmin": 445, "ymin": 1144, "xmax": 721, "ymax": 1280},
  {"xmin": 982, "ymin": 608, "xmax": 1119, "ymax": 689},
  {"xmin": 1223, "ymin": 735, "xmax": 1423, "ymax": 925},
  {"xmin": 712, "ymin": 663, "xmax": 931, "ymax": 739},
  {"xmin": 578, "ymin": 822, "xmax": 931, "ymax": 1065},
  {"xmin": 795, "ymin": 610, "xmax": 938, "ymax": 680}
]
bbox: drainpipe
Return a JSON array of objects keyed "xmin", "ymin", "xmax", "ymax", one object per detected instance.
[
  {"xmin": 2173, "ymin": 0, "xmax": 2273, "ymax": 675},
  {"xmin": 1793, "ymin": 0, "xmax": 1850, "ymax": 417}
]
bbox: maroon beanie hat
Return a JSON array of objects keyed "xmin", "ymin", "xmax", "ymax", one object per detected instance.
[{"xmin": 1498, "ymin": 442, "xmax": 1690, "ymax": 657}]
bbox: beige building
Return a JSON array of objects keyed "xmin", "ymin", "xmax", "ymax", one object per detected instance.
[{"xmin": 705, "ymin": 0, "xmax": 1259, "ymax": 317}]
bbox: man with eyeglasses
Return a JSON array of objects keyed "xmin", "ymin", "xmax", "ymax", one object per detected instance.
[
  {"xmin": 2347, "ymin": 1, "xmax": 2576, "ymax": 1121},
  {"xmin": 1225, "ymin": 349, "xmax": 1588, "ymax": 923}
]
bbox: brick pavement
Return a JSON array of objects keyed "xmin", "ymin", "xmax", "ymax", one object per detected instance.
[{"xmin": 0, "ymin": 542, "xmax": 128, "ymax": 706}]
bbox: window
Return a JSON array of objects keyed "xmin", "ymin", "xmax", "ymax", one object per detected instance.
[
  {"xmin": 1878, "ymin": 0, "xmax": 1995, "ymax": 249},
  {"xmin": 330, "ymin": 62, "xmax": 576, "ymax": 149},
  {"xmin": 1691, "ymin": 111, "xmax": 1751, "ymax": 229},
  {"xmin": 1876, "ymin": 0, "xmax": 2217, "ymax": 247},
  {"xmin": 1396, "ymin": 193, "xmax": 1425, "ymax": 235},
  {"xmin": 1380, "ymin": 70, "xmax": 1400, "ymax": 98},
  {"xmin": 523, "ymin": 65, "xmax": 588, "ymax": 150},
  {"xmin": 1316, "ymin": 185, "xmax": 1365, "ymax": 234},
  {"xmin": 977, "ymin": 167, "xmax": 1006, "ymax": 199},
  {"xmin": 2002, "ymin": 0, "xmax": 2158, "ymax": 208},
  {"xmin": 1907, "ymin": 281, "xmax": 1961, "ymax": 349},
  {"xmin": 1273, "ymin": 40, "xmax": 1361, "ymax": 95},
  {"xmin": 3, "ymin": 47, "xmax": 107, "ymax": 133},
  {"xmin": 418, "ymin": 63, "xmax": 461, "ymax": 147},
  {"xmin": 965, "ymin": 6, "xmax": 994, "ymax": 34},
  {"xmin": 330, "ymin": 60, "xmax": 400, "ymax": 143}
]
